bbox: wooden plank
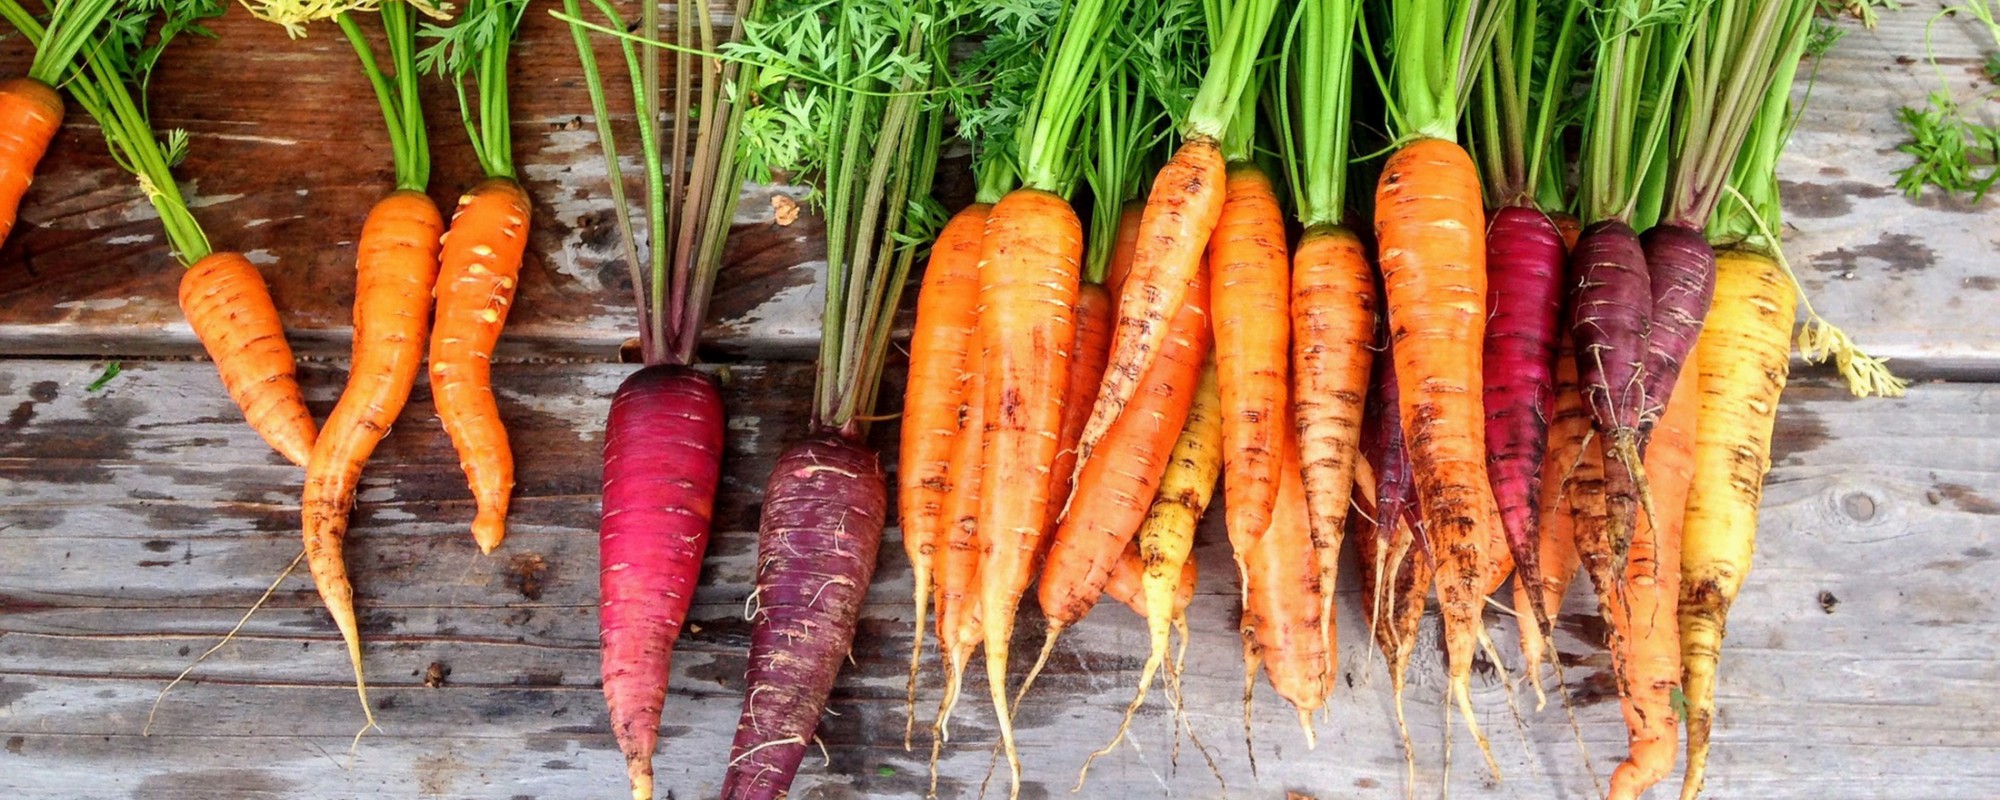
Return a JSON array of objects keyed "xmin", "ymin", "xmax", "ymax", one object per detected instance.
[
  {"xmin": 3, "ymin": 359, "xmax": 1996, "ymax": 798},
  {"xmin": 0, "ymin": 9, "xmax": 1995, "ymax": 372}
]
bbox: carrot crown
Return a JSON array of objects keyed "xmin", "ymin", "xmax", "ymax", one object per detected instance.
[
  {"xmin": 1273, "ymin": 0, "xmax": 1361, "ymax": 229},
  {"xmin": 1, "ymin": 0, "xmax": 226, "ymax": 266},
  {"xmin": 1371, "ymin": 0, "xmax": 1500, "ymax": 144},
  {"xmin": 1576, "ymin": 0, "xmax": 1700, "ymax": 226},
  {"xmin": 418, "ymin": 0, "xmax": 525, "ymax": 180},
  {"xmin": 558, "ymin": 0, "xmax": 758, "ymax": 367},
  {"xmin": 1469, "ymin": 0, "xmax": 1587, "ymax": 211},
  {"xmin": 1183, "ymin": 0, "xmax": 1279, "ymax": 143},
  {"xmin": 731, "ymin": 0, "xmax": 948, "ymax": 435},
  {"xmin": 944, "ymin": 0, "xmax": 1065, "ymax": 205},
  {"xmin": 0, "ymin": 0, "xmax": 121, "ymax": 85},
  {"xmin": 1708, "ymin": 10, "xmax": 1813, "ymax": 255},
  {"xmin": 1659, "ymin": 0, "xmax": 1815, "ymax": 232},
  {"xmin": 1016, "ymin": 0, "xmax": 1135, "ymax": 194}
]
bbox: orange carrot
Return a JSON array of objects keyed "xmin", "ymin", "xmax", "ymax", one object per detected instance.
[
  {"xmin": 429, "ymin": 178, "xmax": 532, "ymax": 554},
  {"xmin": 1606, "ymin": 347, "xmax": 1696, "ymax": 800},
  {"xmin": 1077, "ymin": 137, "xmax": 1226, "ymax": 469},
  {"xmin": 1102, "ymin": 199, "xmax": 1145, "ymax": 297},
  {"xmin": 930, "ymin": 363, "xmax": 985, "ymax": 743},
  {"xmin": 1236, "ymin": 418, "xmax": 1329, "ymax": 738},
  {"xmin": 1210, "ymin": 163, "xmax": 1291, "ymax": 561},
  {"xmin": 299, "ymin": 189, "xmax": 444, "ymax": 728},
  {"xmin": 1102, "ymin": 539, "xmax": 1196, "ymax": 620},
  {"xmin": 179, "ymin": 252, "xmax": 319, "ymax": 467},
  {"xmin": 975, "ymin": 187, "xmax": 1082, "ymax": 781},
  {"xmin": 0, "ymin": 78, "xmax": 63, "ymax": 247},
  {"xmin": 1289, "ymin": 224, "xmax": 1374, "ymax": 677},
  {"xmin": 1044, "ymin": 281, "xmax": 1116, "ymax": 537},
  {"xmin": 899, "ymin": 203, "xmax": 988, "ymax": 742},
  {"xmin": 1373, "ymin": 136, "xmax": 1498, "ymax": 757}
]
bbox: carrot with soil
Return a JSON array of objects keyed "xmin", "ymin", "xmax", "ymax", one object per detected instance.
[
  {"xmin": 1511, "ymin": 335, "xmax": 1594, "ymax": 703},
  {"xmin": 417, "ymin": 0, "xmax": 534, "ymax": 553},
  {"xmin": 557, "ymin": 1, "xmax": 757, "ymax": 795},
  {"xmin": 1073, "ymin": 0, "xmax": 1279, "ymax": 474},
  {"xmin": 1676, "ymin": 21, "xmax": 1816, "ymax": 799},
  {"xmin": 1367, "ymin": 0, "xmax": 1507, "ymax": 765},
  {"xmin": 1468, "ymin": 0, "xmax": 1587, "ymax": 669},
  {"xmin": 1352, "ymin": 341, "xmax": 1433, "ymax": 777},
  {"xmin": 0, "ymin": 0, "xmax": 120, "ymax": 246},
  {"xmin": 716, "ymin": 3, "xmax": 948, "ymax": 796},
  {"xmin": 960, "ymin": 0, "xmax": 1134, "ymax": 789},
  {"xmin": 239, "ymin": 0, "xmax": 449, "ymax": 735},
  {"xmin": 1272, "ymin": 0, "xmax": 1368, "ymax": 717},
  {"xmin": 1, "ymin": 0, "xmax": 316, "ymax": 466}
]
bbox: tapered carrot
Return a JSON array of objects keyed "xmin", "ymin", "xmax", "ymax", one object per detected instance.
[
  {"xmin": 1102, "ymin": 200, "xmax": 1145, "ymax": 297},
  {"xmin": 1373, "ymin": 135, "xmax": 1498, "ymax": 760},
  {"xmin": 1606, "ymin": 346, "xmax": 1697, "ymax": 800},
  {"xmin": 930, "ymin": 364, "xmax": 985, "ymax": 743},
  {"xmin": 429, "ymin": 178, "xmax": 532, "ymax": 553},
  {"xmin": 1045, "ymin": 281, "xmax": 1116, "ymax": 536},
  {"xmin": 1237, "ymin": 418, "xmax": 1329, "ymax": 738},
  {"xmin": 1101, "ymin": 539, "xmax": 1196, "ymax": 620},
  {"xmin": 1679, "ymin": 249, "xmax": 1795, "ymax": 800},
  {"xmin": 1513, "ymin": 336, "xmax": 1592, "ymax": 702},
  {"xmin": 1210, "ymin": 163, "xmax": 1290, "ymax": 546},
  {"xmin": 300, "ymin": 190, "xmax": 444, "ymax": 728},
  {"xmin": 1024, "ymin": 266, "xmax": 1209, "ymax": 693},
  {"xmin": 1077, "ymin": 137, "xmax": 1226, "ymax": 468},
  {"xmin": 180, "ymin": 252, "xmax": 319, "ymax": 466},
  {"xmin": 0, "ymin": 78, "xmax": 62, "ymax": 246},
  {"xmin": 899, "ymin": 202, "xmax": 987, "ymax": 744}
]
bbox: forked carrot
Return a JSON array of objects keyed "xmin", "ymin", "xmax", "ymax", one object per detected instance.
[{"xmin": 1236, "ymin": 418, "xmax": 1329, "ymax": 742}]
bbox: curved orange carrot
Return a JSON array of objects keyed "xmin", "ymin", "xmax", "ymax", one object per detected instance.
[
  {"xmin": 1607, "ymin": 347, "xmax": 1697, "ymax": 800},
  {"xmin": 1210, "ymin": 163, "xmax": 1291, "ymax": 557},
  {"xmin": 300, "ymin": 189, "xmax": 444, "ymax": 726},
  {"xmin": 0, "ymin": 77, "xmax": 63, "ymax": 246},
  {"xmin": 1037, "ymin": 268, "xmax": 1208, "ymax": 628},
  {"xmin": 1078, "ymin": 137, "xmax": 1226, "ymax": 470},
  {"xmin": 974, "ymin": 187, "xmax": 1082, "ymax": 777},
  {"xmin": 179, "ymin": 251, "xmax": 318, "ymax": 466},
  {"xmin": 1045, "ymin": 281, "xmax": 1116, "ymax": 537},
  {"xmin": 931, "ymin": 363, "xmax": 985, "ymax": 743},
  {"xmin": 429, "ymin": 177, "xmax": 532, "ymax": 553},
  {"xmin": 899, "ymin": 203, "xmax": 988, "ymax": 742},
  {"xmin": 1372, "ymin": 136, "xmax": 1497, "ymax": 757},
  {"xmin": 1238, "ymin": 419, "xmax": 1329, "ymax": 736},
  {"xmin": 1102, "ymin": 199, "xmax": 1145, "ymax": 297}
]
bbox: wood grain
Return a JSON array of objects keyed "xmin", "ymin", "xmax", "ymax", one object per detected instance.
[
  {"xmin": 0, "ymin": 10, "xmax": 1993, "ymax": 373},
  {"xmin": 2, "ymin": 359, "xmax": 1995, "ymax": 799}
]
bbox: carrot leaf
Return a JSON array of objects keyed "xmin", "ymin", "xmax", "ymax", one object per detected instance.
[
  {"xmin": 418, "ymin": 0, "xmax": 526, "ymax": 179},
  {"xmin": 1273, "ymin": 0, "xmax": 1361, "ymax": 228}
]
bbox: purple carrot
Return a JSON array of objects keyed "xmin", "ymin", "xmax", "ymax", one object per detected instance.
[
  {"xmin": 1355, "ymin": 345, "xmax": 1434, "ymax": 770},
  {"xmin": 1638, "ymin": 222, "xmax": 1715, "ymax": 432},
  {"xmin": 1567, "ymin": 219, "xmax": 1654, "ymax": 574},
  {"xmin": 599, "ymin": 365, "xmax": 727, "ymax": 800},
  {"xmin": 721, "ymin": 431, "xmax": 887, "ymax": 800},
  {"xmin": 1481, "ymin": 205, "xmax": 1567, "ymax": 642}
]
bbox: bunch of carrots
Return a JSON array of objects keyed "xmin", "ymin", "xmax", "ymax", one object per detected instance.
[{"xmin": 894, "ymin": 1, "xmax": 1904, "ymax": 798}]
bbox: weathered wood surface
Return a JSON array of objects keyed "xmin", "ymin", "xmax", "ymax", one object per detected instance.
[
  {"xmin": 3, "ymin": 359, "xmax": 1996, "ymax": 799},
  {"xmin": 0, "ymin": 9, "xmax": 1995, "ymax": 372}
]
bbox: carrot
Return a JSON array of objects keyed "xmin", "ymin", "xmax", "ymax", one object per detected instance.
[
  {"xmin": 1373, "ymin": 135, "xmax": 1498, "ymax": 758},
  {"xmin": 1288, "ymin": 224, "xmax": 1373, "ymax": 651},
  {"xmin": 1078, "ymin": 137, "xmax": 1225, "ymax": 468},
  {"xmin": 1102, "ymin": 200, "xmax": 1145, "ymax": 296},
  {"xmin": 1678, "ymin": 248, "xmax": 1795, "ymax": 800},
  {"xmin": 299, "ymin": 189, "xmax": 444, "ymax": 729},
  {"xmin": 929, "ymin": 361, "xmax": 985, "ymax": 746},
  {"xmin": 1353, "ymin": 343, "xmax": 1435, "ymax": 778},
  {"xmin": 721, "ymin": 4, "xmax": 947, "ymax": 794},
  {"xmin": 1044, "ymin": 281, "xmax": 1116, "ymax": 538},
  {"xmin": 1512, "ymin": 335, "xmax": 1592, "ymax": 701},
  {"xmin": 1236, "ymin": 418, "xmax": 1330, "ymax": 739},
  {"xmin": 1210, "ymin": 163, "xmax": 1291, "ymax": 547},
  {"xmin": 1086, "ymin": 359, "xmax": 1220, "ymax": 774},
  {"xmin": 1022, "ymin": 263, "xmax": 1209, "ymax": 696},
  {"xmin": 561, "ymin": 2, "xmax": 757, "ymax": 793},
  {"xmin": 180, "ymin": 252, "xmax": 319, "ymax": 466},
  {"xmin": 898, "ymin": 203, "xmax": 988, "ymax": 743},
  {"xmin": 1606, "ymin": 345, "xmax": 1697, "ymax": 800},
  {"xmin": 0, "ymin": 77, "xmax": 61, "ymax": 246},
  {"xmin": 1481, "ymin": 204, "xmax": 1566, "ymax": 623},
  {"xmin": 428, "ymin": 178, "xmax": 531, "ymax": 553}
]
